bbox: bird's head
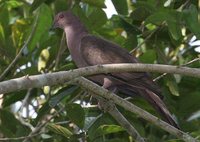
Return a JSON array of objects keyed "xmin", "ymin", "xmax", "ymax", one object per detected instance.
[{"xmin": 51, "ymin": 11, "xmax": 75, "ymax": 29}]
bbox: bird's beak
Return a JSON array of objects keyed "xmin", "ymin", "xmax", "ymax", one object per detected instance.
[
  {"xmin": 49, "ymin": 21, "xmax": 59, "ymax": 31},
  {"xmin": 49, "ymin": 25, "xmax": 54, "ymax": 31}
]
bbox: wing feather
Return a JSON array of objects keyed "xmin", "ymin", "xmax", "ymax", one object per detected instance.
[
  {"xmin": 80, "ymin": 35, "xmax": 161, "ymax": 94},
  {"xmin": 79, "ymin": 35, "xmax": 179, "ymax": 128}
]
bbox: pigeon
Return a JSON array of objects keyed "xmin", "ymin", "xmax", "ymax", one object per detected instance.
[{"xmin": 52, "ymin": 10, "xmax": 178, "ymax": 128}]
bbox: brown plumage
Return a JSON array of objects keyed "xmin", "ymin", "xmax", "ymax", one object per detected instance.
[{"xmin": 52, "ymin": 11, "xmax": 178, "ymax": 128}]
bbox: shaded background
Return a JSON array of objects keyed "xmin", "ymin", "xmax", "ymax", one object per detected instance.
[{"xmin": 0, "ymin": 0, "xmax": 200, "ymax": 141}]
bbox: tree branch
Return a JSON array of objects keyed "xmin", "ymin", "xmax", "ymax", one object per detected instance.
[
  {"xmin": 73, "ymin": 77, "xmax": 198, "ymax": 142},
  {"xmin": 22, "ymin": 107, "xmax": 65, "ymax": 142},
  {"xmin": 0, "ymin": 132, "xmax": 43, "ymax": 141},
  {"xmin": 0, "ymin": 63, "xmax": 200, "ymax": 94},
  {"xmin": 98, "ymin": 97, "xmax": 145, "ymax": 142},
  {"xmin": 0, "ymin": 64, "xmax": 199, "ymax": 141}
]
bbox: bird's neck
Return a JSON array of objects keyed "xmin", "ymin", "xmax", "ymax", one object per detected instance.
[
  {"xmin": 64, "ymin": 23, "xmax": 88, "ymax": 66},
  {"xmin": 64, "ymin": 24, "xmax": 88, "ymax": 48}
]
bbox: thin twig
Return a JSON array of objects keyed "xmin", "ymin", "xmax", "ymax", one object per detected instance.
[
  {"xmin": 55, "ymin": 32, "xmax": 67, "ymax": 69},
  {"xmin": 0, "ymin": 132, "xmax": 43, "ymax": 141},
  {"xmin": 154, "ymin": 58, "xmax": 200, "ymax": 81},
  {"xmin": 130, "ymin": 23, "xmax": 166, "ymax": 54},
  {"xmin": 130, "ymin": 28, "xmax": 158, "ymax": 54},
  {"xmin": 180, "ymin": 58, "xmax": 200, "ymax": 67},
  {"xmin": 180, "ymin": 0, "xmax": 190, "ymax": 9},
  {"xmin": 17, "ymin": 89, "xmax": 34, "ymax": 130},
  {"xmin": 153, "ymin": 73, "xmax": 167, "ymax": 81},
  {"xmin": 23, "ymin": 107, "xmax": 65, "ymax": 142},
  {"xmin": 0, "ymin": 12, "xmax": 39, "ymax": 81}
]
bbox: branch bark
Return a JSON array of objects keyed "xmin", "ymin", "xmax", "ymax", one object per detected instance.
[
  {"xmin": 0, "ymin": 64, "xmax": 199, "ymax": 141},
  {"xmin": 0, "ymin": 63, "xmax": 200, "ymax": 94},
  {"xmin": 73, "ymin": 77, "xmax": 198, "ymax": 142},
  {"xmin": 98, "ymin": 97, "xmax": 145, "ymax": 142}
]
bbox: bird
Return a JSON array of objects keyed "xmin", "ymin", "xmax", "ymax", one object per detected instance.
[{"xmin": 52, "ymin": 10, "xmax": 179, "ymax": 128}]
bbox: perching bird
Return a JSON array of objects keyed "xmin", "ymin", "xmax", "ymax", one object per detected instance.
[{"xmin": 52, "ymin": 10, "xmax": 178, "ymax": 128}]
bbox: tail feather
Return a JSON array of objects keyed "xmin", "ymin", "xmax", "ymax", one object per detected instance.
[
  {"xmin": 117, "ymin": 83, "xmax": 179, "ymax": 128},
  {"xmin": 108, "ymin": 76, "xmax": 179, "ymax": 128},
  {"xmin": 140, "ymin": 89, "xmax": 179, "ymax": 128}
]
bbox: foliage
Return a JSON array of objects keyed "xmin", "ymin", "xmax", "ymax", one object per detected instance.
[{"xmin": 0, "ymin": 0, "xmax": 200, "ymax": 141}]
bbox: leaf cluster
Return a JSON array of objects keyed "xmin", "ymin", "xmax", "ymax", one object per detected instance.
[{"xmin": 0, "ymin": 0, "xmax": 200, "ymax": 141}]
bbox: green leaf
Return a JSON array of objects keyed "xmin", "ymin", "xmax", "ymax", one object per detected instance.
[
  {"xmin": 49, "ymin": 86, "xmax": 79, "ymax": 107},
  {"xmin": 3, "ymin": 89, "xmax": 38, "ymax": 108},
  {"xmin": 88, "ymin": 114, "xmax": 122, "ymax": 141},
  {"xmin": 84, "ymin": 115, "xmax": 102, "ymax": 131},
  {"xmin": 0, "ymin": 5, "xmax": 9, "ymax": 44},
  {"xmin": 166, "ymin": 11, "xmax": 182, "ymax": 40},
  {"xmin": 133, "ymin": 1, "xmax": 156, "ymax": 13},
  {"xmin": 0, "ymin": 110, "xmax": 16, "ymax": 136},
  {"xmin": 111, "ymin": 0, "xmax": 128, "ymax": 15},
  {"xmin": 105, "ymin": 139, "xmax": 127, "ymax": 142},
  {"xmin": 96, "ymin": 125, "xmax": 124, "ymax": 135},
  {"xmin": 82, "ymin": 0, "xmax": 106, "ymax": 8},
  {"xmin": 145, "ymin": 9, "xmax": 180, "ymax": 24},
  {"xmin": 88, "ymin": 8, "xmax": 107, "ymax": 29},
  {"xmin": 2, "ymin": 91, "xmax": 26, "ymax": 107},
  {"xmin": 66, "ymin": 103, "xmax": 85, "ymax": 129},
  {"xmin": 166, "ymin": 76, "xmax": 180, "ymax": 96},
  {"xmin": 177, "ymin": 91, "xmax": 200, "ymax": 118},
  {"xmin": 30, "ymin": 0, "xmax": 47, "ymax": 12},
  {"xmin": 123, "ymin": 34, "xmax": 137, "ymax": 51},
  {"xmin": 0, "ymin": 24, "xmax": 5, "ymax": 44},
  {"xmin": 34, "ymin": 101, "xmax": 51, "ymax": 123},
  {"xmin": 28, "ymin": 4, "xmax": 52, "ymax": 51},
  {"xmin": 0, "ymin": 109, "xmax": 30, "ymax": 137},
  {"xmin": 47, "ymin": 123, "xmax": 73, "ymax": 138},
  {"xmin": 146, "ymin": 9, "xmax": 182, "ymax": 40},
  {"xmin": 117, "ymin": 17, "xmax": 140, "ymax": 35},
  {"xmin": 12, "ymin": 19, "xmax": 30, "ymax": 48},
  {"xmin": 72, "ymin": 4, "xmax": 91, "ymax": 30},
  {"xmin": 145, "ymin": 11, "xmax": 167, "ymax": 24},
  {"xmin": 5, "ymin": 0, "xmax": 23, "ymax": 9},
  {"xmin": 131, "ymin": 7, "xmax": 151, "ymax": 21},
  {"xmin": 139, "ymin": 49, "xmax": 156, "ymax": 63},
  {"xmin": 54, "ymin": 0, "xmax": 71, "ymax": 11},
  {"xmin": 183, "ymin": 5, "xmax": 200, "ymax": 39},
  {"xmin": 91, "ymin": 125, "xmax": 125, "ymax": 141},
  {"xmin": 41, "ymin": 133, "xmax": 52, "ymax": 139},
  {"xmin": 167, "ymin": 19, "xmax": 182, "ymax": 40}
]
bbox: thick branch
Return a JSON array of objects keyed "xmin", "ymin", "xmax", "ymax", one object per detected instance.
[
  {"xmin": 0, "ymin": 63, "xmax": 200, "ymax": 94},
  {"xmin": 73, "ymin": 77, "xmax": 198, "ymax": 142},
  {"xmin": 0, "ymin": 64, "xmax": 199, "ymax": 141}
]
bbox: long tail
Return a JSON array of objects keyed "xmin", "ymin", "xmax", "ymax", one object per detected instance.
[
  {"xmin": 139, "ymin": 89, "xmax": 179, "ymax": 128},
  {"xmin": 117, "ymin": 83, "xmax": 179, "ymax": 128},
  {"xmin": 110, "ymin": 76, "xmax": 179, "ymax": 128}
]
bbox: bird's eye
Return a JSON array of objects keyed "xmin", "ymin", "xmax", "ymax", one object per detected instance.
[{"xmin": 59, "ymin": 14, "xmax": 64, "ymax": 19}]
